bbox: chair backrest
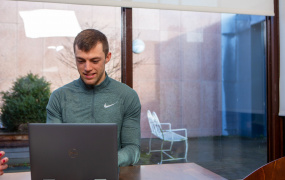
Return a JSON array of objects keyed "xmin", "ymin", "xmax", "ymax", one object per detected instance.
[
  {"xmin": 147, "ymin": 110, "xmax": 163, "ymax": 139},
  {"xmin": 147, "ymin": 110, "xmax": 155, "ymax": 133},
  {"xmin": 243, "ymin": 156, "xmax": 285, "ymax": 180}
]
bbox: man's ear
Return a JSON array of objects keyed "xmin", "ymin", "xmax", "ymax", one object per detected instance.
[{"xmin": 105, "ymin": 52, "xmax": 111, "ymax": 64}]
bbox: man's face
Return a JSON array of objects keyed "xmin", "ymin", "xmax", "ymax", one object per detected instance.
[{"xmin": 75, "ymin": 43, "xmax": 111, "ymax": 86}]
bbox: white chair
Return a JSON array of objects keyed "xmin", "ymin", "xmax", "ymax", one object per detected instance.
[{"xmin": 147, "ymin": 110, "xmax": 188, "ymax": 163}]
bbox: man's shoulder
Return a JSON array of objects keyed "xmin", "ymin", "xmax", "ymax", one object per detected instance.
[
  {"xmin": 107, "ymin": 78, "xmax": 140, "ymax": 106},
  {"xmin": 108, "ymin": 78, "xmax": 137, "ymax": 94}
]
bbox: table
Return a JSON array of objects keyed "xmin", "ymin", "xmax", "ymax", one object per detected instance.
[
  {"xmin": 4, "ymin": 163, "xmax": 227, "ymax": 180},
  {"xmin": 119, "ymin": 163, "xmax": 226, "ymax": 180}
]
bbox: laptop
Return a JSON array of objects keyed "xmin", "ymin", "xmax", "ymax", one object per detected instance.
[{"xmin": 28, "ymin": 123, "xmax": 118, "ymax": 180}]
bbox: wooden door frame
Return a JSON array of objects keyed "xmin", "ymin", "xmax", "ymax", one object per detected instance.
[
  {"xmin": 266, "ymin": 0, "xmax": 284, "ymax": 162},
  {"xmin": 121, "ymin": 7, "xmax": 133, "ymax": 88}
]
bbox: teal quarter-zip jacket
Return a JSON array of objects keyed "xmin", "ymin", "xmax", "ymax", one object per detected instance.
[{"xmin": 46, "ymin": 74, "xmax": 141, "ymax": 167}]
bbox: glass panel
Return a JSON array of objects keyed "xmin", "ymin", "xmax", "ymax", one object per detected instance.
[
  {"xmin": 0, "ymin": 0, "xmax": 121, "ymax": 172},
  {"xmin": 133, "ymin": 8, "xmax": 267, "ymax": 180}
]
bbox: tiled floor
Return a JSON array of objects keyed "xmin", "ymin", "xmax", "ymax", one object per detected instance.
[{"xmin": 3, "ymin": 136, "xmax": 267, "ymax": 180}]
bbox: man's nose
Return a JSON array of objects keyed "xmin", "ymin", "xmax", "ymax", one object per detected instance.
[{"xmin": 85, "ymin": 61, "xmax": 92, "ymax": 71}]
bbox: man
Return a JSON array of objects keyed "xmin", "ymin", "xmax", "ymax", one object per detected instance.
[
  {"xmin": 0, "ymin": 151, "xmax": 8, "ymax": 175},
  {"xmin": 46, "ymin": 29, "xmax": 141, "ymax": 167}
]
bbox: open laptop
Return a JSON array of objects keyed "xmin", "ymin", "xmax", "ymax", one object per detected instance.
[{"xmin": 28, "ymin": 123, "xmax": 118, "ymax": 180}]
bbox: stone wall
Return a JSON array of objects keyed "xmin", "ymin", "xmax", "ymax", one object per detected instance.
[{"xmin": 133, "ymin": 9, "xmax": 223, "ymax": 138}]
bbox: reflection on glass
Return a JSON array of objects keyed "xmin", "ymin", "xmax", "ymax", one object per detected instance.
[
  {"xmin": 19, "ymin": 9, "xmax": 82, "ymax": 38},
  {"xmin": 221, "ymin": 14, "xmax": 266, "ymax": 138}
]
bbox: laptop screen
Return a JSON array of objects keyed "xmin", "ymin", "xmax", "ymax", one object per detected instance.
[{"xmin": 28, "ymin": 123, "xmax": 118, "ymax": 180}]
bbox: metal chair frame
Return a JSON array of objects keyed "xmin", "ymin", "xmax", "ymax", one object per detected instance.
[{"xmin": 147, "ymin": 110, "xmax": 188, "ymax": 163}]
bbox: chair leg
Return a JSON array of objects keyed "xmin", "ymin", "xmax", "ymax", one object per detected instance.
[
  {"xmin": 160, "ymin": 140, "xmax": 165, "ymax": 164},
  {"xmin": 148, "ymin": 134, "xmax": 153, "ymax": 155},
  {"xmin": 169, "ymin": 140, "xmax": 174, "ymax": 151},
  {"xmin": 184, "ymin": 139, "xmax": 188, "ymax": 161}
]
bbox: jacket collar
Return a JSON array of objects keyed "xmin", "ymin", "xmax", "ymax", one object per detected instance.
[{"xmin": 78, "ymin": 72, "xmax": 110, "ymax": 91}]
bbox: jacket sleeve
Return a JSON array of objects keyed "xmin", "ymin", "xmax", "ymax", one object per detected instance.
[
  {"xmin": 46, "ymin": 90, "xmax": 63, "ymax": 123},
  {"xmin": 118, "ymin": 90, "xmax": 141, "ymax": 167}
]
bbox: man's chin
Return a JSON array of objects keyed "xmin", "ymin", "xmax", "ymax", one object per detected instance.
[{"xmin": 82, "ymin": 78, "xmax": 96, "ymax": 86}]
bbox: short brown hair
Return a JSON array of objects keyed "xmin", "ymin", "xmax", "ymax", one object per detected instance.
[{"xmin": 73, "ymin": 29, "xmax": 109, "ymax": 57}]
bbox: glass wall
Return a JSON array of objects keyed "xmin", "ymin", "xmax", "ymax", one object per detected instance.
[
  {"xmin": 133, "ymin": 8, "xmax": 267, "ymax": 179},
  {"xmin": 0, "ymin": 0, "xmax": 121, "ymax": 171}
]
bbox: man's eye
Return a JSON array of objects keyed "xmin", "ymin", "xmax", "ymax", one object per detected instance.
[{"xmin": 92, "ymin": 60, "xmax": 99, "ymax": 64}]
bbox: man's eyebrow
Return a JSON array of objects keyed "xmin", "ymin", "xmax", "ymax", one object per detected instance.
[
  {"xmin": 75, "ymin": 56, "xmax": 101, "ymax": 61},
  {"xmin": 90, "ymin": 57, "xmax": 101, "ymax": 60},
  {"xmin": 75, "ymin": 56, "xmax": 85, "ymax": 60}
]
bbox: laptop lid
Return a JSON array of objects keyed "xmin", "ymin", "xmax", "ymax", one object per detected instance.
[{"xmin": 28, "ymin": 123, "xmax": 118, "ymax": 180}]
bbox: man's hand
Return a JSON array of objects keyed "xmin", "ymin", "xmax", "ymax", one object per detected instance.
[{"xmin": 0, "ymin": 151, "xmax": 9, "ymax": 175}]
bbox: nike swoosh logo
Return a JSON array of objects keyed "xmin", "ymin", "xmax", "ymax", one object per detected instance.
[{"xmin": 104, "ymin": 102, "xmax": 118, "ymax": 108}]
